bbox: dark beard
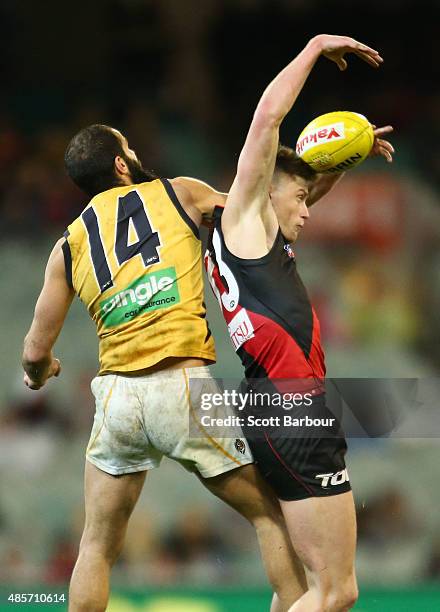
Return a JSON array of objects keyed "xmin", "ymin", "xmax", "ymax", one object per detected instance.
[{"xmin": 125, "ymin": 156, "xmax": 157, "ymax": 184}]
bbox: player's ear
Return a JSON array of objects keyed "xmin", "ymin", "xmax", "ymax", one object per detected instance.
[
  {"xmin": 269, "ymin": 170, "xmax": 281, "ymax": 198},
  {"xmin": 115, "ymin": 155, "xmax": 129, "ymax": 176}
]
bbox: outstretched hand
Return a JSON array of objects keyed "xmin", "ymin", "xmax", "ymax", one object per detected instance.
[
  {"xmin": 314, "ymin": 34, "xmax": 383, "ymax": 71},
  {"xmin": 370, "ymin": 125, "xmax": 394, "ymax": 162}
]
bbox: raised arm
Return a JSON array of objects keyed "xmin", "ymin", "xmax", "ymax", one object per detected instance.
[
  {"xmin": 22, "ymin": 238, "xmax": 74, "ymax": 390},
  {"xmin": 224, "ymin": 35, "xmax": 383, "ymax": 227}
]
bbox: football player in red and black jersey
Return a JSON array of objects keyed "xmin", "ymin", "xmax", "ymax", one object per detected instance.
[{"xmin": 205, "ymin": 34, "xmax": 393, "ymax": 611}]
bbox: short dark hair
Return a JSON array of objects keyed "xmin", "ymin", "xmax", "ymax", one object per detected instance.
[
  {"xmin": 275, "ymin": 144, "xmax": 316, "ymax": 182},
  {"xmin": 64, "ymin": 124, "xmax": 127, "ymax": 197}
]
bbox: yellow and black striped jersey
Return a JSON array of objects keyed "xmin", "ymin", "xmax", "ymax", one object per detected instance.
[{"xmin": 64, "ymin": 178, "xmax": 215, "ymax": 374}]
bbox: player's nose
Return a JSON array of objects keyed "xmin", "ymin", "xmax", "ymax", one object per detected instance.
[{"xmin": 301, "ymin": 202, "xmax": 310, "ymax": 219}]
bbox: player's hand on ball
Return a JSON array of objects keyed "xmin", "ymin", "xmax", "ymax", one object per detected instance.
[
  {"xmin": 23, "ymin": 358, "xmax": 61, "ymax": 390},
  {"xmin": 314, "ymin": 35, "xmax": 384, "ymax": 71},
  {"xmin": 370, "ymin": 125, "xmax": 395, "ymax": 163}
]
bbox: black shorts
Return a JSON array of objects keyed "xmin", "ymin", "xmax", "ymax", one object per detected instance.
[{"xmin": 242, "ymin": 391, "xmax": 351, "ymax": 501}]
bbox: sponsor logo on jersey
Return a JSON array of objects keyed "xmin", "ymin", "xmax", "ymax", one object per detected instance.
[
  {"xmin": 315, "ymin": 469, "xmax": 350, "ymax": 488},
  {"xmin": 234, "ymin": 439, "xmax": 246, "ymax": 454},
  {"xmin": 228, "ymin": 309, "xmax": 255, "ymax": 351},
  {"xmin": 284, "ymin": 243, "xmax": 295, "ymax": 259},
  {"xmin": 100, "ymin": 266, "xmax": 180, "ymax": 327},
  {"xmin": 296, "ymin": 122, "xmax": 345, "ymax": 155}
]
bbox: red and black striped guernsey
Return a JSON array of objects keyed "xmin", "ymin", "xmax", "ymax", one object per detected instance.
[{"xmin": 204, "ymin": 206, "xmax": 325, "ymax": 387}]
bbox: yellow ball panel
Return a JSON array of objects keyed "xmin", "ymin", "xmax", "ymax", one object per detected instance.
[{"xmin": 296, "ymin": 111, "xmax": 374, "ymax": 174}]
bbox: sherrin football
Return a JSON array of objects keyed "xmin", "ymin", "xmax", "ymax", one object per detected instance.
[{"xmin": 296, "ymin": 111, "xmax": 374, "ymax": 174}]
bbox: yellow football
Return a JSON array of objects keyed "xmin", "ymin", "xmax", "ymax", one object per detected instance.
[{"xmin": 296, "ymin": 111, "xmax": 374, "ymax": 174}]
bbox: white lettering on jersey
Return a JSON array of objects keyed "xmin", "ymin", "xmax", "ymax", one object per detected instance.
[
  {"xmin": 211, "ymin": 229, "xmax": 240, "ymax": 312},
  {"xmin": 204, "ymin": 249, "xmax": 222, "ymax": 307},
  {"xmin": 228, "ymin": 309, "xmax": 255, "ymax": 351},
  {"xmin": 315, "ymin": 469, "xmax": 349, "ymax": 488}
]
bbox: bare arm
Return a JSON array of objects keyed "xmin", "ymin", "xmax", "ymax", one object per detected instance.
[
  {"xmin": 169, "ymin": 176, "xmax": 227, "ymax": 228},
  {"xmin": 307, "ymin": 173, "xmax": 346, "ymax": 207},
  {"xmin": 223, "ymin": 34, "xmax": 383, "ymax": 230},
  {"xmin": 22, "ymin": 238, "xmax": 75, "ymax": 390},
  {"xmin": 168, "ymin": 121, "xmax": 393, "ymax": 229}
]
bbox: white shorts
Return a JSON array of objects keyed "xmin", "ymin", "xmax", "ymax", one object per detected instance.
[{"xmin": 86, "ymin": 366, "xmax": 253, "ymax": 477}]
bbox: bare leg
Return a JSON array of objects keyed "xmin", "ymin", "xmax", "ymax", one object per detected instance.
[
  {"xmin": 200, "ymin": 464, "xmax": 307, "ymax": 612},
  {"xmin": 69, "ymin": 461, "xmax": 146, "ymax": 611},
  {"xmin": 281, "ymin": 491, "xmax": 358, "ymax": 612}
]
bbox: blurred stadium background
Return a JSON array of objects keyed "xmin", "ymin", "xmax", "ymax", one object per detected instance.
[{"xmin": 0, "ymin": 0, "xmax": 439, "ymax": 609}]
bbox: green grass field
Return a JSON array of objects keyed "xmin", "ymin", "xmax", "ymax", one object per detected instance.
[{"xmin": 1, "ymin": 586, "xmax": 440, "ymax": 611}]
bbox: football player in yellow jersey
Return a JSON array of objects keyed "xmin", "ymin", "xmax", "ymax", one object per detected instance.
[{"xmin": 22, "ymin": 123, "xmax": 307, "ymax": 611}]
